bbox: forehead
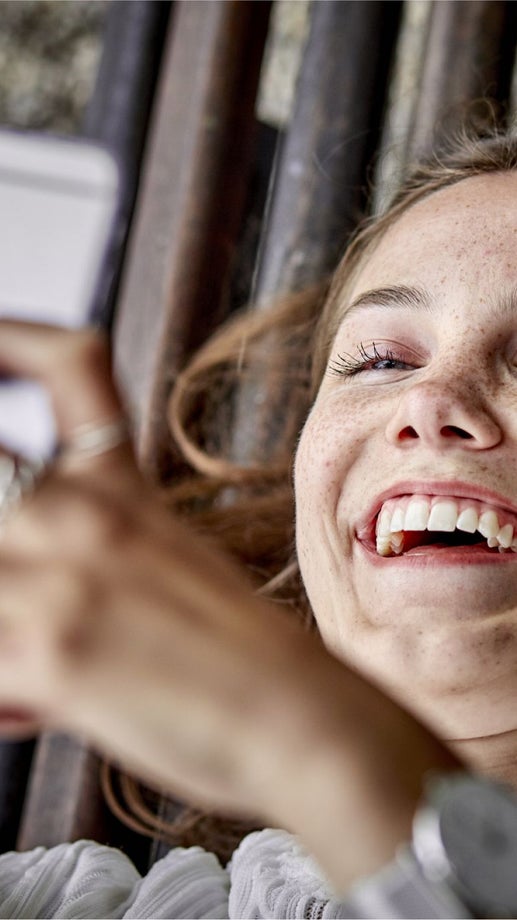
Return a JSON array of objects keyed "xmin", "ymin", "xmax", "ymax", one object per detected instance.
[{"xmin": 349, "ymin": 172, "xmax": 517, "ymax": 299}]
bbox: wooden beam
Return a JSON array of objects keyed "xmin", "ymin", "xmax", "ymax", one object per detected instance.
[
  {"xmin": 407, "ymin": 0, "xmax": 517, "ymax": 160},
  {"xmin": 114, "ymin": 0, "xmax": 271, "ymax": 480},
  {"xmin": 17, "ymin": 734, "xmax": 105, "ymax": 850},
  {"xmin": 253, "ymin": 0, "xmax": 402, "ymax": 300}
]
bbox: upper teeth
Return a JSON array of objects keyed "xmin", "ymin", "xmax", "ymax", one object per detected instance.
[{"xmin": 375, "ymin": 496, "xmax": 517, "ymax": 556}]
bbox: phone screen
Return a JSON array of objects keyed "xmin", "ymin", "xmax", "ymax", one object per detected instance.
[{"xmin": 0, "ymin": 131, "xmax": 119, "ymax": 460}]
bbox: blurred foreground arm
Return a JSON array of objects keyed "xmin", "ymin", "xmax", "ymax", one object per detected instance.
[{"xmin": 0, "ymin": 322, "xmax": 459, "ymax": 892}]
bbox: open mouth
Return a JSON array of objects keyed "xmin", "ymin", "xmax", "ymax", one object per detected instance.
[{"xmin": 372, "ymin": 495, "xmax": 517, "ymax": 558}]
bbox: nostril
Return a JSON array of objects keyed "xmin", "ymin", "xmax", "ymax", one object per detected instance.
[
  {"xmin": 399, "ymin": 426, "xmax": 419, "ymax": 440},
  {"xmin": 441, "ymin": 425, "xmax": 473, "ymax": 440}
]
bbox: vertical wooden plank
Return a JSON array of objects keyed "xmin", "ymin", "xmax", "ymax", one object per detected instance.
[
  {"xmin": 371, "ymin": 0, "xmax": 433, "ymax": 215},
  {"xmin": 82, "ymin": 0, "xmax": 172, "ymax": 328},
  {"xmin": 114, "ymin": 0, "xmax": 272, "ymax": 480},
  {"xmin": 232, "ymin": 0, "xmax": 402, "ymax": 464},
  {"xmin": 16, "ymin": 734, "xmax": 152, "ymax": 870},
  {"xmin": 407, "ymin": 0, "xmax": 517, "ymax": 160},
  {"xmin": 16, "ymin": 735, "xmax": 105, "ymax": 851},
  {"xmin": 253, "ymin": 0, "xmax": 403, "ymax": 302}
]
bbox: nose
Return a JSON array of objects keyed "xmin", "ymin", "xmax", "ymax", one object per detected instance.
[{"xmin": 385, "ymin": 379, "xmax": 502, "ymax": 450}]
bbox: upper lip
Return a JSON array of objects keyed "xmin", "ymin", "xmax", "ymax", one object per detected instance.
[{"xmin": 355, "ymin": 479, "xmax": 517, "ymax": 542}]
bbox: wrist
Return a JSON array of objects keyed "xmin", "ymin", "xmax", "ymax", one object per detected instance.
[
  {"xmin": 253, "ymin": 639, "xmax": 460, "ymax": 893},
  {"xmin": 274, "ymin": 732, "xmax": 417, "ymax": 893}
]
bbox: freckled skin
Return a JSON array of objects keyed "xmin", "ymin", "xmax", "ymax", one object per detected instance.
[{"xmin": 294, "ymin": 173, "xmax": 517, "ymax": 742}]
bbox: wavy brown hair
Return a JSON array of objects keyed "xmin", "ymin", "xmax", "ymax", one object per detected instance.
[{"xmin": 107, "ymin": 124, "xmax": 517, "ymax": 862}]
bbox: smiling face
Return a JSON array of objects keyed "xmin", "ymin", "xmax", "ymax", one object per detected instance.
[{"xmin": 294, "ymin": 172, "xmax": 517, "ymax": 740}]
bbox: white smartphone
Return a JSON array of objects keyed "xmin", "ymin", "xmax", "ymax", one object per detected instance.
[{"xmin": 0, "ymin": 130, "xmax": 119, "ymax": 461}]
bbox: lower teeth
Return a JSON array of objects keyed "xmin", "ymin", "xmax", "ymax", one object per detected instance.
[{"xmin": 376, "ymin": 534, "xmax": 517, "ymax": 556}]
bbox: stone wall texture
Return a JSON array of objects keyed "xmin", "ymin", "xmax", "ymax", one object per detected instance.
[{"xmin": 0, "ymin": 1, "xmax": 108, "ymax": 134}]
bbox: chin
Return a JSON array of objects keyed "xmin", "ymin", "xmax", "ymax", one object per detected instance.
[
  {"xmin": 350, "ymin": 547, "xmax": 517, "ymax": 626},
  {"xmin": 318, "ymin": 594, "xmax": 517, "ymax": 743}
]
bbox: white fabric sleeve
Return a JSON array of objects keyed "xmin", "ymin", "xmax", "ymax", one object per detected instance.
[
  {"xmin": 122, "ymin": 845, "xmax": 230, "ymax": 919},
  {"xmin": 228, "ymin": 828, "xmax": 475, "ymax": 920},
  {"xmin": 227, "ymin": 827, "xmax": 353, "ymax": 919},
  {"xmin": 0, "ymin": 840, "xmax": 139, "ymax": 919},
  {"xmin": 0, "ymin": 839, "xmax": 230, "ymax": 920}
]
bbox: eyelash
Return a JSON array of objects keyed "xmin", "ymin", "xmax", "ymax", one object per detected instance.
[{"xmin": 328, "ymin": 342, "xmax": 410, "ymax": 378}]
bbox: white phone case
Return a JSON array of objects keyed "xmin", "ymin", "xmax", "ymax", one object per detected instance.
[{"xmin": 0, "ymin": 130, "xmax": 119, "ymax": 460}]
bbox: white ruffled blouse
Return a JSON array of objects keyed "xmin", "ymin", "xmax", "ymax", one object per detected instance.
[
  {"xmin": 0, "ymin": 828, "xmax": 350, "ymax": 919},
  {"xmin": 0, "ymin": 828, "xmax": 469, "ymax": 919}
]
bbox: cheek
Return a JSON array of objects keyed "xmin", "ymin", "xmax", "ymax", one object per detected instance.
[
  {"xmin": 294, "ymin": 397, "xmax": 370, "ymax": 507},
  {"xmin": 294, "ymin": 405, "xmax": 366, "ymax": 646},
  {"xmin": 294, "ymin": 402, "xmax": 363, "ymax": 570},
  {"xmin": 294, "ymin": 410, "xmax": 339, "ymax": 514},
  {"xmin": 294, "ymin": 414, "xmax": 332, "ymax": 578},
  {"xmin": 294, "ymin": 415, "xmax": 342, "ymax": 632}
]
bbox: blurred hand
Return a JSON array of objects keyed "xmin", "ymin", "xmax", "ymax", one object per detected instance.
[{"xmin": 0, "ymin": 321, "xmax": 461, "ymax": 891}]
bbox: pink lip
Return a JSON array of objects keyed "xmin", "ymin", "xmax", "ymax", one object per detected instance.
[
  {"xmin": 0, "ymin": 708, "xmax": 36, "ymax": 721},
  {"xmin": 0, "ymin": 708, "xmax": 40, "ymax": 739},
  {"xmin": 355, "ymin": 479, "xmax": 517, "ymax": 566},
  {"xmin": 360, "ymin": 542, "xmax": 517, "ymax": 567}
]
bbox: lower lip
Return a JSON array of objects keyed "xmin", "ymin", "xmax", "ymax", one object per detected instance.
[
  {"xmin": 358, "ymin": 540, "xmax": 517, "ymax": 566},
  {"xmin": 0, "ymin": 708, "xmax": 39, "ymax": 727}
]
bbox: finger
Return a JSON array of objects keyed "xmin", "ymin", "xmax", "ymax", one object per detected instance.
[
  {"xmin": 0, "ymin": 320, "xmax": 122, "ymax": 438},
  {"xmin": 0, "ymin": 554, "xmax": 89, "ymax": 711},
  {"xmin": 0, "ymin": 320, "xmax": 137, "ymax": 477},
  {"xmin": 0, "ymin": 473, "xmax": 138, "ymax": 559}
]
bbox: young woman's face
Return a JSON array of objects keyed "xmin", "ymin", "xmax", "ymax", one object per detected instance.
[{"xmin": 295, "ymin": 172, "xmax": 517, "ymax": 740}]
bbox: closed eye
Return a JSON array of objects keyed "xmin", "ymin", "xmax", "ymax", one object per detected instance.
[{"xmin": 328, "ymin": 342, "xmax": 416, "ymax": 378}]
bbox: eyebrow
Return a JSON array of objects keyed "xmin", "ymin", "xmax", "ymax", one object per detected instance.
[
  {"xmin": 491, "ymin": 287, "xmax": 517, "ymax": 318},
  {"xmin": 344, "ymin": 284, "xmax": 517, "ymax": 320},
  {"xmin": 343, "ymin": 284, "xmax": 433, "ymax": 317}
]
